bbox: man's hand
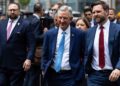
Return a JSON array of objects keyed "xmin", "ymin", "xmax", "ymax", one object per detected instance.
[
  {"xmin": 109, "ymin": 69, "xmax": 120, "ymax": 81},
  {"xmin": 23, "ymin": 59, "xmax": 31, "ymax": 71}
]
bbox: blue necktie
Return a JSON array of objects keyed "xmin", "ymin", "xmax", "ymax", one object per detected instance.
[{"xmin": 54, "ymin": 31, "xmax": 66, "ymax": 72}]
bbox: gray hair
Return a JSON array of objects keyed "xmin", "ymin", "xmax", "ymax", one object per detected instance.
[{"xmin": 57, "ymin": 5, "xmax": 73, "ymax": 17}]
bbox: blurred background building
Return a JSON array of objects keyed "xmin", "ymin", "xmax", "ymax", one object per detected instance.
[{"xmin": 0, "ymin": 0, "xmax": 119, "ymax": 15}]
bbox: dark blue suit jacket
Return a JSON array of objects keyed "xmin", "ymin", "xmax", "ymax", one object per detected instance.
[
  {"xmin": 84, "ymin": 22, "xmax": 120, "ymax": 74},
  {"xmin": 27, "ymin": 15, "xmax": 43, "ymax": 46},
  {"xmin": 0, "ymin": 17, "xmax": 35, "ymax": 70},
  {"xmin": 41, "ymin": 27, "xmax": 85, "ymax": 81}
]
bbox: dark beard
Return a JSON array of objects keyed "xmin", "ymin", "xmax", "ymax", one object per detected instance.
[
  {"xmin": 95, "ymin": 16, "xmax": 106, "ymax": 24},
  {"xmin": 8, "ymin": 15, "xmax": 18, "ymax": 20}
]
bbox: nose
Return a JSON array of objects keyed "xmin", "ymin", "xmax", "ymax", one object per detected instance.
[
  {"xmin": 11, "ymin": 10, "xmax": 14, "ymax": 13},
  {"xmin": 61, "ymin": 18, "xmax": 65, "ymax": 22}
]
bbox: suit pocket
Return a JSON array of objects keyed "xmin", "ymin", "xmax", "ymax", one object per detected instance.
[{"xmin": 15, "ymin": 32, "xmax": 21, "ymax": 35}]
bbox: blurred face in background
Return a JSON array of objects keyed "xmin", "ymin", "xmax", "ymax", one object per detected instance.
[
  {"xmin": 7, "ymin": 3, "xmax": 20, "ymax": 20},
  {"xmin": 84, "ymin": 11, "xmax": 92, "ymax": 22},
  {"xmin": 49, "ymin": 4, "xmax": 59, "ymax": 18},
  {"xmin": 108, "ymin": 9, "xmax": 116, "ymax": 22},
  {"xmin": 57, "ymin": 10, "xmax": 72, "ymax": 30},
  {"xmin": 76, "ymin": 19, "xmax": 88, "ymax": 31}
]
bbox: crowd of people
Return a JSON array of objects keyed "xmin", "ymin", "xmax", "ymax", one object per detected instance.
[{"xmin": 0, "ymin": 0, "xmax": 120, "ymax": 86}]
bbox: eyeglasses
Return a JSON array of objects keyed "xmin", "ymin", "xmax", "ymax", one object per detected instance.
[{"xmin": 51, "ymin": 9, "xmax": 57, "ymax": 11}]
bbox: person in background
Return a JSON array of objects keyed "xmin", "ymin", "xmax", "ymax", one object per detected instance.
[
  {"xmin": 84, "ymin": 1, "xmax": 120, "ymax": 86},
  {"xmin": 108, "ymin": 8, "xmax": 120, "ymax": 24},
  {"xmin": 83, "ymin": 6, "xmax": 93, "ymax": 26},
  {"xmin": 0, "ymin": 13, "xmax": 6, "ymax": 20},
  {"xmin": 75, "ymin": 17, "xmax": 90, "ymax": 86},
  {"xmin": 50, "ymin": 12, "xmax": 59, "ymax": 29},
  {"xmin": 76, "ymin": 17, "xmax": 90, "ymax": 31},
  {"xmin": 116, "ymin": 12, "xmax": 120, "ymax": 23},
  {"xmin": 0, "ymin": 2, "xmax": 35, "ymax": 86},
  {"xmin": 41, "ymin": 5, "xmax": 85, "ymax": 86},
  {"xmin": 49, "ymin": 3, "xmax": 62, "ymax": 18},
  {"xmin": 23, "ymin": 3, "xmax": 43, "ymax": 86}
]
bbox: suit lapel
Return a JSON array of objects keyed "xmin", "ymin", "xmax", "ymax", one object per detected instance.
[
  {"xmin": 51, "ymin": 29, "xmax": 58, "ymax": 56},
  {"xmin": 70, "ymin": 27, "xmax": 75, "ymax": 54},
  {"xmin": 8, "ymin": 17, "xmax": 22, "ymax": 40},
  {"xmin": 88, "ymin": 26, "xmax": 97, "ymax": 52},
  {"xmin": 108, "ymin": 23, "xmax": 115, "ymax": 57}
]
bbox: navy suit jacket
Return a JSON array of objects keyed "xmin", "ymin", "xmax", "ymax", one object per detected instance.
[
  {"xmin": 27, "ymin": 15, "xmax": 43, "ymax": 46},
  {"xmin": 0, "ymin": 17, "xmax": 35, "ymax": 70},
  {"xmin": 41, "ymin": 27, "xmax": 85, "ymax": 81},
  {"xmin": 84, "ymin": 22, "xmax": 120, "ymax": 74}
]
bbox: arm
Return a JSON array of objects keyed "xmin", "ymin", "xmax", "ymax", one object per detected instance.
[
  {"xmin": 109, "ymin": 29, "xmax": 120, "ymax": 81},
  {"xmin": 23, "ymin": 21, "xmax": 36, "ymax": 71}
]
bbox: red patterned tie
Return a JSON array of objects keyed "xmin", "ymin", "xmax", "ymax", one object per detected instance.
[
  {"xmin": 7, "ymin": 20, "xmax": 13, "ymax": 40},
  {"xmin": 99, "ymin": 25, "xmax": 105, "ymax": 68}
]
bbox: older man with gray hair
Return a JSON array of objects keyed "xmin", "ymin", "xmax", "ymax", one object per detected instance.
[{"xmin": 41, "ymin": 5, "xmax": 85, "ymax": 86}]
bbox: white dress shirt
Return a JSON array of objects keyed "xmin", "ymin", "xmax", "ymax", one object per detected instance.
[
  {"xmin": 92, "ymin": 20, "xmax": 113, "ymax": 70},
  {"xmin": 53, "ymin": 25, "xmax": 71, "ymax": 70},
  {"xmin": 7, "ymin": 16, "xmax": 20, "ymax": 36}
]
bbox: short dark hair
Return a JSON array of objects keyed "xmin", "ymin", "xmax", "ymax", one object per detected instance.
[
  {"xmin": 91, "ymin": 0, "xmax": 109, "ymax": 11},
  {"xmin": 109, "ymin": 8, "xmax": 116, "ymax": 14},
  {"xmin": 83, "ymin": 6, "xmax": 92, "ymax": 13},
  {"xmin": 34, "ymin": 3, "xmax": 42, "ymax": 12}
]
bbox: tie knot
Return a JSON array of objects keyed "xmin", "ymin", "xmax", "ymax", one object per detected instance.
[
  {"xmin": 100, "ymin": 25, "xmax": 104, "ymax": 29},
  {"xmin": 62, "ymin": 31, "xmax": 66, "ymax": 35},
  {"xmin": 9, "ymin": 20, "xmax": 13, "ymax": 24}
]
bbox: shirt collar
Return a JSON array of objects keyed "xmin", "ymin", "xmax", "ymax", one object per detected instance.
[
  {"xmin": 98, "ymin": 19, "xmax": 110, "ymax": 29},
  {"xmin": 58, "ymin": 25, "xmax": 70, "ymax": 34},
  {"xmin": 33, "ymin": 13, "xmax": 40, "ymax": 19}
]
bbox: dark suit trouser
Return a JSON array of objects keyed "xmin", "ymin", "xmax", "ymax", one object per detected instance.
[
  {"xmin": 23, "ymin": 64, "xmax": 40, "ymax": 86},
  {"xmin": 0, "ymin": 68, "xmax": 25, "ymax": 86},
  {"xmin": 87, "ymin": 70, "xmax": 119, "ymax": 86},
  {"xmin": 45, "ymin": 68, "xmax": 80, "ymax": 86}
]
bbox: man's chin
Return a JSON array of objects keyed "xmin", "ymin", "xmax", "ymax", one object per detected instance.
[{"xmin": 9, "ymin": 16, "xmax": 18, "ymax": 20}]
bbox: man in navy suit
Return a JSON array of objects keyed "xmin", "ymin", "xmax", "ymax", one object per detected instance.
[
  {"xmin": 84, "ymin": 1, "xmax": 120, "ymax": 86},
  {"xmin": 0, "ymin": 3, "xmax": 35, "ymax": 86},
  {"xmin": 41, "ymin": 5, "xmax": 85, "ymax": 86},
  {"xmin": 23, "ymin": 3, "xmax": 43, "ymax": 86}
]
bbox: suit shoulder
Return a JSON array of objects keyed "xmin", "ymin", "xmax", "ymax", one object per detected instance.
[
  {"xmin": 72, "ymin": 27, "xmax": 82, "ymax": 32},
  {"xmin": 21, "ymin": 18, "xmax": 31, "ymax": 25},
  {"xmin": 111, "ymin": 23, "xmax": 120, "ymax": 31},
  {"xmin": 45, "ymin": 28, "xmax": 57, "ymax": 35},
  {"xmin": 0, "ymin": 19, "xmax": 7, "ymax": 23}
]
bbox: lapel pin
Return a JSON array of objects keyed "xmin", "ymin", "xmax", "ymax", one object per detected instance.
[
  {"xmin": 17, "ymin": 23, "xmax": 20, "ymax": 26},
  {"xmin": 72, "ymin": 34, "xmax": 74, "ymax": 37}
]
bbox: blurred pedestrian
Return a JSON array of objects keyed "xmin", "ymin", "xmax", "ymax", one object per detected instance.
[
  {"xmin": 49, "ymin": 3, "xmax": 62, "ymax": 18},
  {"xmin": 23, "ymin": 3, "xmax": 43, "ymax": 86},
  {"xmin": 0, "ymin": 13, "xmax": 6, "ymax": 20},
  {"xmin": 108, "ymin": 8, "xmax": 120, "ymax": 24},
  {"xmin": 76, "ymin": 17, "xmax": 90, "ymax": 31}
]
